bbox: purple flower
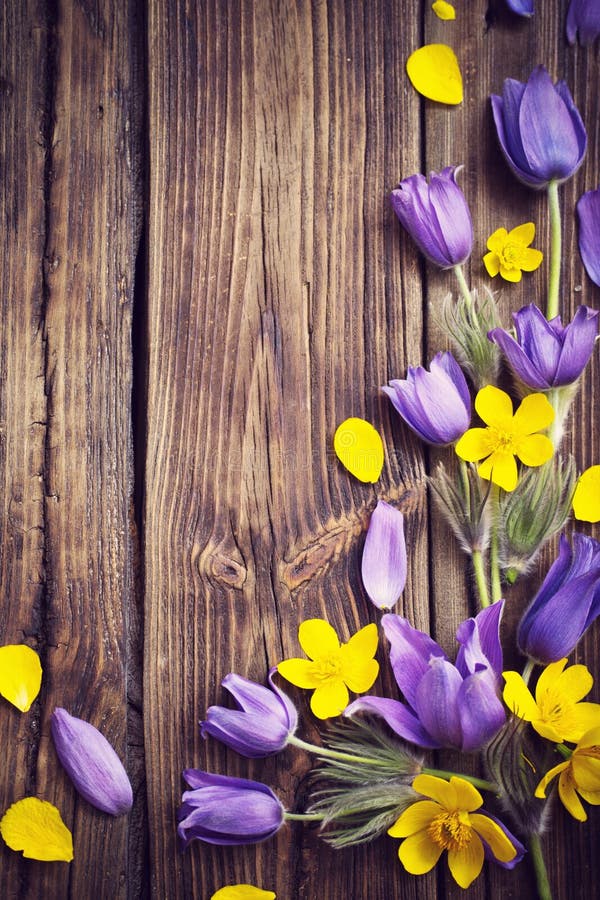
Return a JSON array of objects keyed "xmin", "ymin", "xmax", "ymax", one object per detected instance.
[
  {"xmin": 577, "ymin": 188, "xmax": 600, "ymax": 287},
  {"xmin": 390, "ymin": 166, "xmax": 473, "ymax": 268},
  {"xmin": 51, "ymin": 708, "xmax": 133, "ymax": 816},
  {"xmin": 200, "ymin": 669, "xmax": 297, "ymax": 757},
  {"xmin": 488, "ymin": 303, "xmax": 599, "ymax": 390},
  {"xmin": 491, "ymin": 66, "xmax": 587, "ymax": 188},
  {"xmin": 177, "ymin": 770, "xmax": 285, "ymax": 848},
  {"xmin": 567, "ymin": 0, "xmax": 600, "ymax": 46},
  {"xmin": 518, "ymin": 533, "xmax": 600, "ymax": 663},
  {"xmin": 361, "ymin": 500, "xmax": 407, "ymax": 611},
  {"xmin": 383, "ymin": 351, "xmax": 471, "ymax": 446},
  {"xmin": 345, "ymin": 602, "xmax": 506, "ymax": 752},
  {"xmin": 506, "ymin": 0, "xmax": 534, "ymax": 15}
]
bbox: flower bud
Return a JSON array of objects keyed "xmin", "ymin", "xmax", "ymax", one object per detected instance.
[
  {"xmin": 51, "ymin": 708, "xmax": 133, "ymax": 816},
  {"xmin": 437, "ymin": 287, "xmax": 502, "ymax": 389},
  {"xmin": 428, "ymin": 461, "xmax": 491, "ymax": 555}
]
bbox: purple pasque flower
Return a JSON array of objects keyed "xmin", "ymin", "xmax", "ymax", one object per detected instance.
[
  {"xmin": 577, "ymin": 188, "xmax": 600, "ymax": 287},
  {"xmin": 567, "ymin": 0, "xmax": 600, "ymax": 46},
  {"xmin": 51, "ymin": 708, "xmax": 133, "ymax": 815},
  {"xmin": 200, "ymin": 669, "xmax": 297, "ymax": 757},
  {"xmin": 361, "ymin": 500, "xmax": 407, "ymax": 611},
  {"xmin": 518, "ymin": 533, "xmax": 600, "ymax": 663},
  {"xmin": 383, "ymin": 351, "xmax": 471, "ymax": 446},
  {"xmin": 345, "ymin": 602, "xmax": 506, "ymax": 752},
  {"xmin": 505, "ymin": 0, "xmax": 534, "ymax": 15},
  {"xmin": 390, "ymin": 166, "xmax": 473, "ymax": 268},
  {"xmin": 177, "ymin": 770, "xmax": 285, "ymax": 848},
  {"xmin": 488, "ymin": 303, "xmax": 599, "ymax": 391},
  {"xmin": 491, "ymin": 66, "xmax": 587, "ymax": 188}
]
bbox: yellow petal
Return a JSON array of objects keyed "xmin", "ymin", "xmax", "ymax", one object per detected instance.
[
  {"xmin": 576, "ymin": 725, "xmax": 600, "ymax": 749},
  {"xmin": 388, "ymin": 800, "xmax": 441, "ymax": 837},
  {"xmin": 512, "ymin": 393, "xmax": 555, "ymax": 435},
  {"xmin": 572, "ymin": 756, "xmax": 600, "ymax": 792},
  {"xmin": 298, "ymin": 618, "xmax": 340, "ymax": 660},
  {"xmin": 0, "ymin": 645, "xmax": 42, "ymax": 713},
  {"xmin": 447, "ymin": 835, "xmax": 484, "ymax": 889},
  {"xmin": 334, "ymin": 417, "xmax": 384, "ymax": 483},
  {"xmin": 558, "ymin": 769, "xmax": 587, "ymax": 821},
  {"xmin": 503, "ymin": 671, "xmax": 539, "ymax": 721},
  {"xmin": 432, "ymin": 0, "xmax": 456, "ymax": 20},
  {"xmin": 470, "ymin": 814, "xmax": 516, "ymax": 863},
  {"xmin": 518, "ymin": 247, "xmax": 544, "ymax": 272},
  {"xmin": 477, "ymin": 450, "xmax": 518, "ymax": 492},
  {"xmin": 486, "ymin": 228, "xmax": 509, "ymax": 252},
  {"xmin": 211, "ymin": 887, "xmax": 276, "ymax": 900},
  {"xmin": 455, "ymin": 428, "xmax": 495, "ymax": 462},
  {"xmin": 310, "ymin": 679, "xmax": 349, "ymax": 719},
  {"xmin": 535, "ymin": 761, "xmax": 569, "ymax": 798},
  {"xmin": 342, "ymin": 622, "xmax": 378, "ymax": 661},
  {"xmin": 412, "ymin": 773, "xmax": 457, "ymax": 808},
  {"xmin": 573, "ymin": 465, "xmax": 600, "ymax": 523},
  {"xmin": 508, "ymin": 222, "xmax": 535, "ymax": 246},
  {"xmin": 532, "ymin": 718, "xmax": 566, "ymax": 744},
  {"xmin": 0, "ymin": 798, "xmax": 73, "ymax": 862},
  {"xmin": 515, "ymin": 434, "xmax": 554, "ymax": 467},
  {"xmin": 341, "ymin": 657, "xmax": 379, "ymax": 694},
  {"xmin": 535, "ymin": 658, "xmax": 568, "ymax": 698},
  {"xmin": 398, "ymin": 829, "xmax": 444, "ymax": 874},
  {"xmin": 474, "ymin": 385, "xmax": 514, "ymax": 428},
  {"xmin": 498, "ymin": 264, "xmax": 523, "ymax": 283},
  {"xmin": 567, "ymin": 702, "xmax": 600, "ymax": 743},
  {"xmin": 483, "ymin": 252, "xmax": 500, "ymax": 277},
  {"xmin": 578, "ymin": 788, "xmax": 600, "ymax": 806},
  {"xmin": 406, "ymin": 44, "xmax": 463, "ymax": 105},
  {"xmin": 553, "ymin": 662, "xmax": 594, "ymax": 704},
  {"xmin": 449, "ymin": 777, "xmax": 483, "ymax": 812},
  {"xmin": 277, "ymin": 658, "xmax": 320, "ymax": 689}
]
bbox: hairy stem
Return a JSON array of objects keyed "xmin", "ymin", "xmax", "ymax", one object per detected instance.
[
  {"xmin": 529, "ymin": 833, "xmax": 553, "ymax": 900},
  {"xmin": 421, "ymin": 767, "xmax": 498, "ymax": 793},
  {"xmin": 453, "ymin": 264, "xmax": 473, "ymax": 307}
]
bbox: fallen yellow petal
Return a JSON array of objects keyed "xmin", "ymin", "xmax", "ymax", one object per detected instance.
[
  {"xmin": 573, "ymin": 465, "xmax": 600, "ymax": 523},
  {"xmin": 432, "ymin": 1, "xmax": 456, "ymax": 20},
  {"xmin": 406, "ymin": 44, "xmax": 463, "ymax": 105},
  {"xmin": 211, "ymin": 887, "xmax": 276, "ymax": 900},
  {"xmin": 0, "ymin": 797, "xmax": 73, "ymax": 862},
  {"xmin": 334, "ymin": 417, "xmax": 384, "ymax": 483},
  {"xmin": 0, "ymin": 644, "xmax": 42, "ymax": 712}
]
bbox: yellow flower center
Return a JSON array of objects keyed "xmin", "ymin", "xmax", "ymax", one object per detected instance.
[
  {"xmin": 497, "ymin": 240, "xmax": 525, "ymax": 270},
  {"xmin": 312, "ymin": 653, "xmax": 343, "ymax": 682},
  {"xmin": 538, "ymin": 689, "xmax": 578, "ymax": 734},
  {"xmin": 488, "ymin": 426, "xmax": 518, "ymax": 453},
  {"xmin": 427, "ymin": 810, "xmax": 472, "ymax": 851}
]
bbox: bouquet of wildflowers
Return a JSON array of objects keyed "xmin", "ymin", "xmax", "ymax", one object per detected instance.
[{"xmin": 177, "ymin": 17, "xmax": 600, "ymax": 900}]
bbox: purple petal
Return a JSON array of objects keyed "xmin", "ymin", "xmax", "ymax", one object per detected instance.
[
  {"xmin": 455, "ymin": 600, "xmax": 504, "ymax": 684},
  {"xmin": 361, "ymin": 500, "xmax": 407, "ymax": 610},
  {"xmin": 488, "ymin": 327, "xmax": 551, "ymax": 390},
  {"xmin": 457, "ymin": 669, "xmax": 506, "ymax": 751},
  {"xmin": 505, "ymin": 0, "xmax": 534, "ymax": 16},
  {"xmin": 479, "ymin": 812, "xmax": 527, "ymax": 868},
  {"xmin": 520, "ymin": 67, "xmax": 583, "ymax": 181},
  {"xmin": 566, "ymin": 0, "xmax": 600, "ymax": 45},
  {"xmin": 554, "ymin": 306, "xmax": 599, "ymax": 385},
  {"xmin": 51, "ymin": 708, "xmax": 133, "ymax": 816},
  {"xmin": 434, "ymin": 351, "xmax": 472, "ymax": 416},
  {"xmin": 491, "ymin": 84, "xmax": 547, "ymax": 188},
  {"xmin": 513, "ymin": 304, "xmax": 562, "ymax": 381},
  {"xmin": 381, "ymin": 614, "xmax": 447, "ymax": 708},
  {"xmin": 177, "ymin": 779, "xmax": 284, "ymax": 848},
  {"xmin": 345, "ymin": 696, "xmax": 440, "ymax": 749},
  {"xmin": 382, "ymin": 377, "xmax": 441, "ymax": 444},
  {"xmin": 183, "ymin": 769, "xmax": 276, "ymax": 793},
  {"xmin": 577, "ymin": 188, "xmax": 600, "ymax": 287},
  {"xmin": 428, "ymin": 168, "xmax": 473, "ymax": 266},
  {"xmin": 201, "ymin": 708, "xmax": 290, "ymax": 758},
  {"xmin": 414, "ymin": 659, "xmax": 463, "ymax": 749}
]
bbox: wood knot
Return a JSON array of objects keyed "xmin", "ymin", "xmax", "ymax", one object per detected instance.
[{"xmin": 197, "ymin": 540, "xmax": 248, "ymax": 590}]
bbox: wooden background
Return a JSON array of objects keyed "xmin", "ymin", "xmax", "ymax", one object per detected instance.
[{"xmin": 1, "ymin": 0, "xmax": 599, "ymax": 897}]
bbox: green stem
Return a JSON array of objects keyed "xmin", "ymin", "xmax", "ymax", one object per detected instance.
[
  {"xmin": 555, "ymin": 742, "xmax": 573, "ymax": 760},
  {"xmin": 421, "ymin": 767, "xmax": 498, "ymax": 793},
  {"xmin": 490, "ymin": 484, "xmax": 502, "ymax": 603},
  {"xmin": 472, "ymin": 550, "xmax": 491, "ymax": 609},
  {"xmin": 453, "ymin": 265, "xmax": 473, "ymax": 307},
  {"xmin": 529, "ymin": 832, "xmax": 553, "ymax": 900},
  {"xmin": 285, "ymin": 812, "xmax": 325, "ymax": 822},
  {"xmin": 522, "ymin": 658, "xmax": 536, "ymax": 686},
  {"xmin": 288, "ymin": 734, "xmax": 388, "ymax": 766},
  {"xmin": 547, "ymin": 180, "xmax": 561, "ymax": 321}
]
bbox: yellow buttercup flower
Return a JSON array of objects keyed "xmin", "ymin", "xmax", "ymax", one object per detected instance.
[
  {"xmin": 211, "ymin": 887, "xmax": 276, "ymax": 900},
  {"xmin": 334, "ymin": 417, "xmax": 384, "ymax": 483},
  {"xmin": 455, "ymin": 385, "xmax": 554, "ymax": 491},
  {"xmin": 277, "ymin": 619, "xmax": 379, "ymax": 719},
  {"xmin": 406, "ymin": 44, "xmax": 463, "ymax": 105},
  {"xmin": 388, "ymin": 774, "xmax": 517, "ymax": 889},
  {"xmin": 0, "ymin": 644, "xmax": 42, "ymax": 712},
  {"xmin": 0, "ymin": 797, "xmax": 73, "ymax": 862},
  {"xmin": 573, "ymin": 464, "xmax": 600, "ymax": 523},
  {"xmin": 503, "ymin": 659, "xmax": 600, "ymax": 743},
  {"xmin": 483, "ymin": 223, "xmax": 543, "ymax": 283},
  {"xmin": 432, "ymin": 1, "xmax": 456, "ymax": 20},
  {"xmin": 535, "ymin": 726, "xmax": 600, "ymax": 822}
]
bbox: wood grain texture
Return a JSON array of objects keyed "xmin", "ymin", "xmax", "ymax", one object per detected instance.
[{"xmin": 0, "ymin": 0, "xmax": 142, "ymax": 896}]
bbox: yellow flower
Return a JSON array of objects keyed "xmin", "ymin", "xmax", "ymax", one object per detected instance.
[
  {"xmin": 503, "ymin": 659, "xmax": 600, "ymax": 743},
  {"xmin": 333, "ymin": 417, "xmax": 384, "ymax": 483},
  {"xmin": 535, "ymin": 726, "xmax": 600, "ymax": 822},
  {"xmin": 455, "ymin": 385, "xmax": 554, "ymax": 492},
  {"xmin": 406, "ymin": 44, "xmax": 463, "ymax": 105},
  {"xmin": 211, "ymin": 887, "xmax": 276, "ymax": 900},
  {"xmin": 432, "ymin": 0, "xmax": 456, "ymax": 20},
  {"xmin": 388, "ymin": 774, "xmax": 517, "ymax": 889},
  {"xmin": 277, "ymin": 619, "xmax": 379, "ymax": 719},
  {"xmin": 0, "ymin": 797, "xmax": 73, "ymax": 862},
  {"xmin": 483, "ymin": 223, "xmax": 543, "ymax": 283},
  {"xmin": 0, "ymin": 644, "xmax": 42, "ymax": 712},
  {"xmin": 573, "ymin": 464, "xmax": 600, "ymax": 523}
]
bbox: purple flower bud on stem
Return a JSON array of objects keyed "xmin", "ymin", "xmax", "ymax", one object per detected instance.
[
  {"xmin": 51, "ymin": 708, "xmax": 133, "ymax": 816},
  {"xmin": 577, "ymin": 187, "xmax": 600, "ymax": 287}
]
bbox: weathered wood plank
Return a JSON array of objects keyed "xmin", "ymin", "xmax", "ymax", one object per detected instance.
[
  {"xmin": 145, "ymin": 1, "xmax": 428, "ymax": 897},
  {"xmin": 1, "ymin": 0, "xmax": 142, "ymax": 896}
]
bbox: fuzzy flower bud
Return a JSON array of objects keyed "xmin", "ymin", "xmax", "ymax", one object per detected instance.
[
  {"xmin": 51, "ymin": 708, "xmax": 133, "ymax": 815},
  {"xmin": 437, "ymin": 288, "xmax": 502, "ymax": 389}
]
